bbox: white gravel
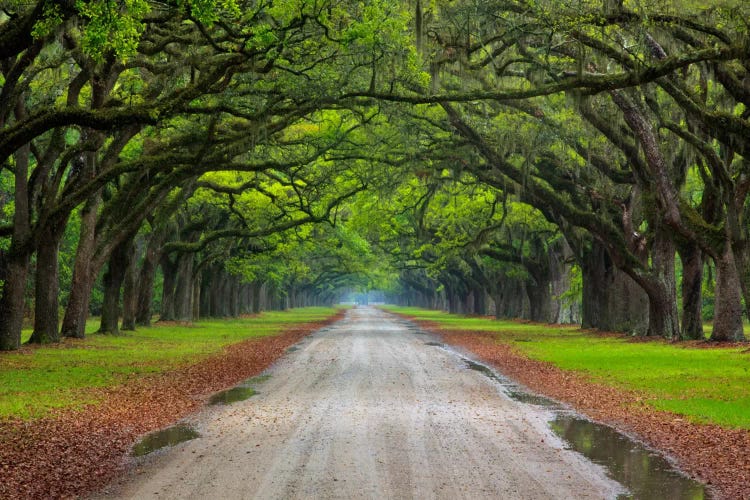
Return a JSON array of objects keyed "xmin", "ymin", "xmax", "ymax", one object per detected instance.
[{"xmin": 107, "ymin": 306, "xmax": 623, "ymax": 499}]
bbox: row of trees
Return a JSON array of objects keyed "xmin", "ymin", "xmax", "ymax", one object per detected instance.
[
  {"xmin": 378, "ymin": 0, "xmax": 750, "ymax": 342},
  {"xmin": 0, "ymin": 0, "xmax": 412, "ymax": 350},
  {"xmin": 1, "ymin": 0, "xmax": 749, "ymax": 351}
]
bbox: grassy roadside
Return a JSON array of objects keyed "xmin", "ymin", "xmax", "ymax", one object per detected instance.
[
  {"xmin": 1, "ymin": 307, "xmax": 341, "ymax": 420},
  {"xmin": 382, "ymin": 306, "xmax": 750, "ymax": 429}
]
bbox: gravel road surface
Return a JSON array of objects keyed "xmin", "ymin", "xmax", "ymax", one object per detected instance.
[{"xmin": 109, "ymin": 307, "xmax": 623, "ymax": 499}]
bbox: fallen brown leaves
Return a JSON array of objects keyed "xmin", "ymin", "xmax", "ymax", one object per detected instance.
[
  {"xmin": 0, "ymin": 311, "xmax": 343, "ymax": 500},
  {"xmin": 411, "ymin": 321, "xmax": 749, "ymax": 500}
]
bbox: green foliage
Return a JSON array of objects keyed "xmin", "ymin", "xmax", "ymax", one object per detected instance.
[
  {"xmin": 74, "ymin": 0, "xmax": 151, "ymax": 59},
  {"xmin": 557, "ymin": 264, "xmax": 582, "ymax": 308}
]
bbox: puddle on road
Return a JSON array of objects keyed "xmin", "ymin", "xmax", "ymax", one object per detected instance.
[
  {"xmin": 461, "ymin": 357, "xmax": 707, "ymax": 498},
  {"xmin": 209, "ymin": 374, "xmax": 271, "ymax": 406},
  {"xmin": 424, "ymin": 341, "xmax": 444, "ymax": 347},
  {"xmin": 464, "ymin": 359, "xmax": 505, "ymax": 383},
  {"xmin": 209, "ymin": 386, "xmax": 256, "ymax": 405},
  {"xmin": 286, "ymin": 346, "xmax": 300, "ymax": 353},
  {"xmin": 465, "ymin": 360, "xmax": 558, "ymax": 407},
  {"xmin": 132, "ymin": 424, "xmax": 199, "ymax": 457},
  {"xmin": 551, "ymin": 415, "xmax": 707, "ymax": 499},
  {"xmin": 505, "ymin": 390, "xmax": 558, "ymax": 407}
]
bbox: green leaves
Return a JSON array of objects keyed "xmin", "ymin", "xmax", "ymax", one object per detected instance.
[{"xmin": 75, "ymin": 0, "xmax": 150, "ymax": 60}]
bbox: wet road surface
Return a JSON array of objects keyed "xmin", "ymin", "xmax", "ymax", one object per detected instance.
[{"xmin": 107, "ymin": 307, "xmax": 624, "ymax": 499}]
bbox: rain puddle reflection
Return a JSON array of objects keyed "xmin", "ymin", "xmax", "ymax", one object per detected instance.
[
  {"xmin": 209, "ymin": 386, "xmax": 256, "ymax": 405},
  {"xmin": 132, "ymin": 424, "xmax": 199, "ymax": 457},
  {"xmin": 551, "ymin": 415, "xmax": 707, "ymax": 499},
  {"xmin": 209, "ymin": 374, "xmax": 271, "ymax": 406},
  {"xmin": 462, "ymin": 356, "xmax": 707, "ymax": 498}
]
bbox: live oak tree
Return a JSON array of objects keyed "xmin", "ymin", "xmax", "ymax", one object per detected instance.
[
  {"xmin": 2, "ymin": 0, "xmax": 750, "ymax": 351},
  {"xmin": 0, "ymin": 0, "xmax": 420, "ymax": 349}
]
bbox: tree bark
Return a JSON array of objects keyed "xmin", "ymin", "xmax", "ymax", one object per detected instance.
[
  {"xmin": 159, "ymin": 254, "xmax": 177, "ymax": 321},
  {"xmin": 135, "ymin": 231, "xmax": 164, "ymax": 326},
  {"xmin": 711, "ymin": 241, "xmax": 745, "ymax": 341},
  {"xmin": 527, "ymin": 279, "xmax": 552, "ymax": 323},
  {"xmin": 61, "ymin": 194, "xmax": 101, "ymax": 338},
  {"xmin": 0, "ymin": 142, "xmax": 31, "ymax": 350},
  {"xmin": 99, "ymin": 239, "xmax": 132, "ymax": 334},
  {"xmin": 644, "ymin": 223, "xmax": 679, "ymax": 339},
  {"xmin": 29, "ymin": 220, "xmax": 68, "ymax": 344},
  {"xmin": 121, "ymin": 238, "xmax": 140, "ymax": 331},
  {"xmin": 192, "ymin": 274, "xmax": 202, "ymax": 321},
  {"xmin": 251, "ymin": 282, "xmax": 262, "ymax": 313},
  {"xmin": 173, "ymin": 253, "xmax": 194, "ymax": 321},
  {"xmin": 737, "ymin": 242, "xmax": 750, "ymax": 324},
  {"xmin": 581, "ymin": 241, "xmax": 648, "ymax": 334},
  {"xmin": 678, "ymin": 241, "xmax": 704, "ymax": 340}
]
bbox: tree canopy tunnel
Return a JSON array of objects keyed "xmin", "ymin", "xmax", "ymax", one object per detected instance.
[{"xmin": 1, "ymin": 0, "xmax": 749, "ymax": 349}]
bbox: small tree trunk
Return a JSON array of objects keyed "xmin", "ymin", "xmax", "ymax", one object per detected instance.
[
  {"xmin": 251, "ymin": 282, "xmax": 261, "ymax": 313},
  {"xmin": 229, "ymin": 278, "xmax": 239, "ymax": 317},
  {"xmin": 473, "ymin": 288, "xmax": 488, "ymax": 316},
  {"xmin": 192, "ymin": 274, "xmax": 202, "ymax": 321},
  {"xmin": 0, "ymin": 143, "xmax": 32, "ymax": 351},
  {"xmin": 173, "ymin": 254, "xmax": 194, "ymax": 321},
  {"xmin": 121, "ymin": 241, "xmax": 140, "ymax": 331},
  {"xmin": 209, "ymin": 272, "xmax": 222, "ymax": 316},
  {"xmin": 99, "ymin": 239, "xmax": 132, "ymax": 334},
  {"xmin": 527, "ymin": 280, "xmax": 552, "ymax": 322},
  {"xmin": 240, "ymin": 284, "xmax": 251, "ymax": 313},
  {"xmin": 711, "ymin": 242, "xmax": 745, "ymax": 341},
  {"xmin": 159, "ymin": 255, "xmax": 177, "ymax": 321},
  {"xmin": 29, "ymin": 220, "xmax": 68, "ymax": 344},
  {"xmin": 645, "ymin": 281, "xmax": 680, "ymax": 339},
  {"xmin": 0, "ymin": 251, "xmax": 30, "ymax": 351},
  {"xmin": 737, "ymin": 244, "xmax": 750, "ymax": 323},
  {"xmin": 644, "ymin": 225, "xmax": 679, "ymax": 339},
  {"xmin": 581, "ymin": 241, "xmax": 648, "ymax": 334},
  {"xmin": 61, "ymin": 194, "xmax": 101, "ymax": 339},
  {"xmin": 200, "ymin": 272, "xmax": 211, "ymax": 317},
  {"xmin": 135, "ymin": 232, "xmax": 164, "ymax": 326},
  {"xmin": 678, "ymin": 241, "xmax": 704, "ymax": 340}
]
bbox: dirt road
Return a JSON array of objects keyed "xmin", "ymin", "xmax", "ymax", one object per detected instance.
[{"xmin": 109, "ymin": 307, "xmax": 623, "ymax": 499}]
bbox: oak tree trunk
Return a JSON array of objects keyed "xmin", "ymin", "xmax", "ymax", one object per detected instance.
[
  {"xmin": 61, "ymin": 194, "xmax": 101, "ymax": 338},
  {"xmin": 0, "ymin": 144, "xmax": 31, "ymax": 350},
  {"xmin": 159, "ymin": 255, "xmax": 177, "ymax": 321},
  {"xmin": 678, "ymin": 241, "xmax": 704, "ymax": 340},
  {"xmin": 644, "ymin": 224, "xmax": 679, "ymax": 339},
  {"xmin": 581, "ymin": 241, "xmax": 648, "ymax": 334},
  {"xmin": 121, "ymin": 240, "xmax": 140, "ymax": 331},
  {"xmin": 173, "ymin": 254, "xmax": 194, "ymax": 321},
  {"xmin": 29, "ymin": 220, "xmax": 68, "ymax": 344},
  {"xmin": 711, "ymin": 241, "xmax": 745, "ymax": 341},
  {"xmin": 527, "ymin": 280, "xmax": 552, "ymax": 323},
  {"xmin": 99, "ymin": 239, "xmax": 132, "ymax": 334},
  {"xmin": 135, "ymin": 232, "xmax": 163, "ymax": 326}
]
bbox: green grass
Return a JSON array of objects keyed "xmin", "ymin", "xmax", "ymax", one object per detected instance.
[
  {"xmin": 384, "ymin": 306, "xmax": 750, "ymax": 429},
  {"xmin": 1, "ymin": 307, "xmax": 340, "ymax": 420}
]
